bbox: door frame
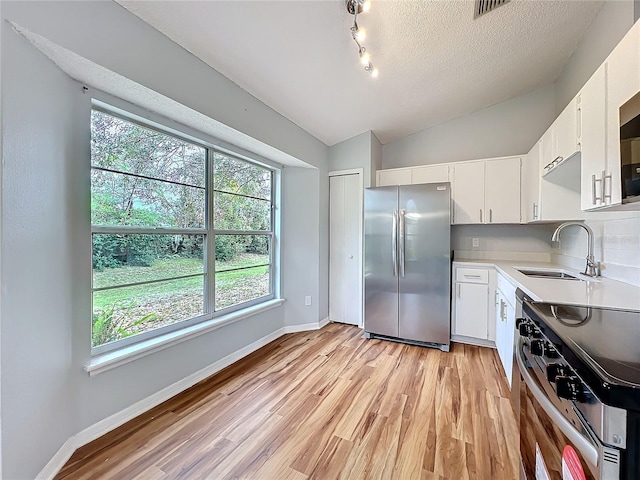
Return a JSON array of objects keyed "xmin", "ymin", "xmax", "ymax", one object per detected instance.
[{"xmin": 328, "ymin": 168, "xmax": 364, "ymax": 328}]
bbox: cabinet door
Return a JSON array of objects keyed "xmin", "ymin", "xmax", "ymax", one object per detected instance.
[
  {"xmin": 485, "ymin": 157, "xmax": 521, "ymax": 224},
  {"xmin": 554, "ymin": 98, "xmax": 580, "ymax": 163},
  {"xmin": 523, "ymin": 142, "xmax": 541, "ymax": 222},
  {"xmin": 411, "ymin": 164, "xmax": 449, "ymax": 184},
  {"xmin": 580, "ymin": 65, "xmax": 607, "ymax": 210},
  {"xmin": 503, "ymin": 299, "xmax": 515, "ymax": 388},
  {"xmin": 539, "ymin": 129, "xmax": 584, "ymax": 221},
  {"xmin": 605, "ymin": 22, "xmax": 640, "ymax": 206},
  {"xmin": 494, "ymin": 291, "xmax": 507, "ymax": 371},
  {"xmin": 378, "ymin": 169, "xmax": 411, "ymax": 186},
  {"xmin": 454, "ymin": 282, "xmax": 489, "ymax": 339},
  {"xmin": 452, "ymin": 162, "xmax": 485, "ymax": 224}
]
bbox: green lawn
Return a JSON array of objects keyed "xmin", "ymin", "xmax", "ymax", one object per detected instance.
[{"xmin": 93, "ymin": 254, "xmax": 268, "ymax": 309}]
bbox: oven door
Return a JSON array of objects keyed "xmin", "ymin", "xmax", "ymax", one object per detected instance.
[{"xmin": 516, "ymin": 338, "xmax": 619, "ymax": 480}]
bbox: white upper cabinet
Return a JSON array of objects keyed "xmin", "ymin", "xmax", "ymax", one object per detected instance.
[
  {"xmin": 522, "ymin": 140, "xmax": 541, "ymax": 222},
  {"xmin": 578, "ymin": 20, "xmax": 640, "ymax": 210},
  {"xmin": 451, "ymin": 157, "xmax": 521, "ymax": 224},
  {"xmin": 555, "ymin": 97, "xmax": 581, "ymax": 165},
  {"xmin": 451, "ymin": 161, "xmax": 485, "ymax": 224},
  {"xmin": 580, "ymin": 65, "xmax": 607, "ymax": 211},
  {"xmin": 540, "ymin": 97, "xmax": 581, "ymax": 175},
  {"xmin": 377, "ymin": 168, "xmax": 411, "ymax": 186},
  {"xmin": 604, "ymin": 21, "xmax": 640, "ymax": 208},
  {"xmin": 377, "ymin": 164, "xmax": 449, "ymax": 187},
  {"xmin": 485, "ymin": 157, "xmax": 522, "ymax": 224},
  {"xmin": 411, "ymin": 164, "xmax": 450, "ymax": 184},
  {"xmin": 537, "ymin": 126, "xmax": 584, "ymax": 222}
]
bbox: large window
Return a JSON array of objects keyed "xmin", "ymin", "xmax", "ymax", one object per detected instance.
[{"xmin": 90, "ymin": 109, "xmax": 275, "ymax": 352}]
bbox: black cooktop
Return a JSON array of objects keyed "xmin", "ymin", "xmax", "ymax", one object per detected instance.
[{"xmin": 522, "ymin": 298, "xmax": 640, "ymax": 410}]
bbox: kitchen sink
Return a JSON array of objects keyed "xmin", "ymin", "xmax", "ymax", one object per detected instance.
[{"xmin": 515, "ymin": 269, "xmax": 584, "ymax": 281}]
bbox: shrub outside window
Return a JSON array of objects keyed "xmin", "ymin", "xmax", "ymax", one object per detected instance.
[{"xmin": 91, "ymin": 109, "xmax": 275, "ymax": 353}]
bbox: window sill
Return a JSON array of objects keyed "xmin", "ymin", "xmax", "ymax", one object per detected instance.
[{"xmin": 85, "ymin": 298, "xmax": 285, "ymax": 376}]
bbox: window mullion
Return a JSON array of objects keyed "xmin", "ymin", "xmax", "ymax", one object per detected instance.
[
  {"xmin": 207, "ymin": 148, "xmax": 216, "ymax": 313},
  {"xmin": 91, "ymin": 226, "xmax": 207, "ymax": 235}
]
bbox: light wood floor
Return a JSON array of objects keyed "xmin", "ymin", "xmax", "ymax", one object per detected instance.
[{"xmin": 56, "ymin": 324, "xmax": 519, "ymax": 480}]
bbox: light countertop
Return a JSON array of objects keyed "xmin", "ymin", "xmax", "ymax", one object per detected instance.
[{"xmin": 453, "ymin": 259, "xmax": 640, "ymax": 312}]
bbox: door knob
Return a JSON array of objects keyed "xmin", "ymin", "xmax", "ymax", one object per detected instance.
[{"xmin": 349, "ymin": 255, "xmax": 354, "ymax": 259}]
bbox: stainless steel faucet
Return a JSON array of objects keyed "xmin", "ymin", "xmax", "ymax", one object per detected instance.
[{"xmin": 551, "ymin": 222, "xmax": 599, "ymax": 277}]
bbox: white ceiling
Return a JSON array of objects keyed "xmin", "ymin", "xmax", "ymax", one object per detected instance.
[{"xmin": 117, "ymin": 0, "xmax": 603, "ymax": 147}]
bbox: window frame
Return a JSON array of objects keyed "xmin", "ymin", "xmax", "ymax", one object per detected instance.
[{"xmin": 90, "ymin": 105, "xmax": 277, "ymax": 356}]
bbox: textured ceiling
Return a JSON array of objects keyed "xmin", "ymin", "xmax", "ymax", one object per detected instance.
[{"xmin": 117, "ymin": 0, "xmax": 603, "ymax": 146}]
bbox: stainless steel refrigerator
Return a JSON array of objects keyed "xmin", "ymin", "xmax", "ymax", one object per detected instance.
[{"xmin": 364, "ymin": 183, "xmax": 451, "ymax": 351}]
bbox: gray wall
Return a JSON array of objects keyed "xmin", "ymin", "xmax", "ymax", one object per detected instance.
[
  {"xmin": 371, "ymin": 133, "xmax": 383, "ymax": 188},
  {"xmin": 382, "ymin": 85, "xmax": 556, "ymax": 169},
  {"xmin": 281, "ymin": 168, "xmax": 321, "ymax": 326},
  {"xmin": 1, "ymin": 1, "xmax": 329, "ymax": 478},
  {"xmin": 555, "ymin": 0, "xmax": 636, "ymax": 114},
  {"xmin": 2, "ymin": 26, "xmax": 85, "ymax": 479},
  {"xmin": 329, "ymin": 131, "xmax": 373, "ymax": 187}
]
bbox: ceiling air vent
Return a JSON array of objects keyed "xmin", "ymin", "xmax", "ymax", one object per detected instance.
[{"xmin": 474, "ymin": 0, "xmax": 510, "ymax": 18}]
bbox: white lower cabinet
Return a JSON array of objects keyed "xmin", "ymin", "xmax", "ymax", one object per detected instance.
[
  {"xmin": 494, "ymin": 273, "xmax": 517, "ymax": 389},
  {"xmin": 452, "ymin": 264, "xmax": 495, "ymax": 345}
]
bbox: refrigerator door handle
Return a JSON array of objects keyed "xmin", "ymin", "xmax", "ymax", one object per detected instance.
[
  {"xmin": 392, "ymin": 209, "xmax": 398, "ymax": 277},
  {"xmin": 399, "ymin": 209, "xmax": 406, "ymax": 277}
]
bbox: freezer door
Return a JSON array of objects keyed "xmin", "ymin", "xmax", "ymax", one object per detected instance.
[
  {"xmin": 398, "ymin": 183, "xmax": 451, "ymax": 345},
  {"xmin": 364, "ymin": 186, "xmax": 399, "ymax": 337}
]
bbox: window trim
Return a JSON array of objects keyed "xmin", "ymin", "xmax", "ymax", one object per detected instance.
[{"xmin": 90, "ymin": 105, "xmax": 278, "ymax": 357}]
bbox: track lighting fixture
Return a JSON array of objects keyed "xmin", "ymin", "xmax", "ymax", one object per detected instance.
[{"xmin": 346, "ymin": 0, "xmax": 377, "ymax": 77}]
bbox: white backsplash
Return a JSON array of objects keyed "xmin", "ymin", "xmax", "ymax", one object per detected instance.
[
  {"xmin": 551, "ymin": 211, "xmax": 640, "ymax": 287},
  {"xmin": 452, "ymin": 224, "xmax": 556, "ymax": 262}
]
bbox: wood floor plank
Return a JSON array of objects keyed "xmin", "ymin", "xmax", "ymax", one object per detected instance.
[{"xmin": 54, "ymin": 326, "xmax": 518, "ymax": 480}]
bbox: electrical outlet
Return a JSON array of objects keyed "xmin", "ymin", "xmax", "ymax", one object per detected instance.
[
  {"xmin": 305, "ymin": 296, "xmax": 312, "ymax": 306},
  {"xmin": 472, "ymin": 237, "xmax": 480, "ymax": 248}
]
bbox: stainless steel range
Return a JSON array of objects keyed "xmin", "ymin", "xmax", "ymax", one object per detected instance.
[{"xmin": 514, "ymin": 289, "xmax": 640, "ymax": 480}]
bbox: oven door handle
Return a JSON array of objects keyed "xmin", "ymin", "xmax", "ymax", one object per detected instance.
[{"xmin": 516, "ymin": 338, "xmax": 599, "ymax": 468}]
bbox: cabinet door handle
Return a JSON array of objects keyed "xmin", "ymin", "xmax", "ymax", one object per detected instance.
[
  {"xmin": 603, "ymin": 170, "xmax": 612, "ymax": 202},
  {"xmin": 464, "ymin": 274, "xmax": 482, "ymax": 279},
  {"xmin": 392, "ymin": 210, "xmax": 398, "ymax": 276},
  {"xmin": 456, "ymin": 283, "xmax": 461, "ymax": 299},
  {"xmin": 489, "ymin": 209, "xmax": 493, "ymax": 223},
  {"xmin": 592, "ymin": 174, "xmax": 602, "ymax": 205},
  {"xmin": 532, "ymin": 202, "xmax": 538, "ymax": 220},
  {"xmin": 480, "ymin": 209, "xmax": 483, "ymax": 223}
]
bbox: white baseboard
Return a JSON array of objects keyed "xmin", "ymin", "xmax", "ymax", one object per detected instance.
[
  {"xmin": 451, "ymin": 335, "xmax": 496, "ymax": 349},
  {"xmin": 283, "ymin": 316, "xmax": 330, "ymax": 333},
  {"xmin": 37, "ymin": 318, "xmax": 330, "ymax": 480},
  {"xmin": 36, "ymin": 437, "xmax": 77, "ymax": 480}
]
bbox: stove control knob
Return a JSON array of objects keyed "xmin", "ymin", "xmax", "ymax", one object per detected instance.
[
  {"xmin": 530, "ymin": 339, "xmax": 545, "ymax": 356},
  {"xmin": 556, "ymin": 376, "xmax": 583, "ymax": 401},
  {"xmin": 519, "ymin": 322, "xmax": 534, "ymax": 337},
  {"xmin": 546, "ymin": 363, "xmax": 568, "ymax": 382},
  {"xmin": 545, "ymin": 343, "xmax": 560, "ymax": 359},
  {"xmin": 516, "ymin": 317, "xmax": 527, "ymax": 328}
]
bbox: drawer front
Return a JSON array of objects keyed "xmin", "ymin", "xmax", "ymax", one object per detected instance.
[
  {"xmin": 497, "ymin": 273, "xmax": 517, "ymax": 307},
  {"xmin": 455, "ymin": 267, "xmax": 489, "ymax": 284}
]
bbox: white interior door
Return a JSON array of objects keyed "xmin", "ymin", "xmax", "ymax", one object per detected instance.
[{"xmin": 329, "ymin": 173, "xmax": 362, "ymax": 326}]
